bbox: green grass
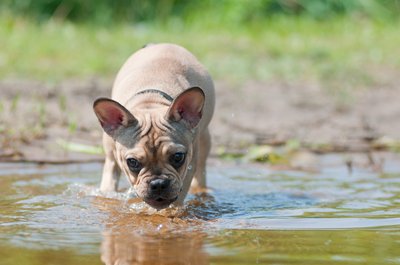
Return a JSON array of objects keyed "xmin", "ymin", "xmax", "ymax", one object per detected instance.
[{"xmin": 1, "ymin": 14, "xmax": 400, "ymax": 90}]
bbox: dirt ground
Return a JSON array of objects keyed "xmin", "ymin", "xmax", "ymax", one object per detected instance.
[{"xmin": 0, "ymin": 76, "xmax": 399, "ymax": 163}]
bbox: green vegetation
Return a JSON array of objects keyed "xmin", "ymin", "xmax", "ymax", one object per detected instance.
[
  {"xmin": 56, "ymin": 139, "xmax": 103, "ymax": 154},
  {"xmin": 1, "ymin": 0, "xmax": 400, "ymax": 90},
  {"xmin": 1, "ymin": 15, "xmax": 399, "ymax": 88},
  {"xmin": 2, "ymin": 0, "xmax": 400, "ymax": 24}
]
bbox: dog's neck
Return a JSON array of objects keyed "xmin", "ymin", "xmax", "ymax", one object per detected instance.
[
  {"xmin": 135, "ymin": 89, "xmax": 174, "ymax": 102},
  {"xmin": 124, "ymin": 89, "xmax": 174, "ymax": 110}
]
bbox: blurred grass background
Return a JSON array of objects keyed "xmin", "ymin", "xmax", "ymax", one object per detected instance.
[
  {"xmin": 2, "ymin": 0, "xmax": 400, "ymax": 23},
  {"xmin": 1, "ymin": 0, "xmax": 400, "ymax": 88}
]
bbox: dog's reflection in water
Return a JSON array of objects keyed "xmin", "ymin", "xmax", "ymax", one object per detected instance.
[{"xmin": 97, "ymin": 196, "xmax": 212, "ymax": 265}]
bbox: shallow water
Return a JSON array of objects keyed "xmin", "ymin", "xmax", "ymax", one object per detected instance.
[{"xmin": 1, "ymin": 153, "xmax": 400, "ymax": 265}]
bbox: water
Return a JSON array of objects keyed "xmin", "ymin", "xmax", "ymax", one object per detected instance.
[{"xmin": 0, "ymin": 153, "xmax": 400, "ymax": 264}]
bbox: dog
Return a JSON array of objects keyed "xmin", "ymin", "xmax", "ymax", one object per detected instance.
[{"xmin": 93, "ymin": 43, "xmax": 215, "ymax": 210}]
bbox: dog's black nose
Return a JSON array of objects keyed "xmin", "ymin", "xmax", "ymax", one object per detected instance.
[{"xmin": 149, "ymin": 178, "xmax": 171, "ymax": 192}]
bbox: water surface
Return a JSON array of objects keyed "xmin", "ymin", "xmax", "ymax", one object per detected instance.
[{"xmin": 1, "ymin": 153, "xmax": 399, "ymax": 264}]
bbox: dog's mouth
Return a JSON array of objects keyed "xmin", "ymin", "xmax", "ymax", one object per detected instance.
[{"xmin": 144, "ymin": 196, "xmax": 178, "ymax": 210}]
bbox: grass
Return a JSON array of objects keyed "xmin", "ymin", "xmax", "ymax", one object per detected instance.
[{"xmin": 1, "ymin": 14, "xmax": 400, "ymax": 90}]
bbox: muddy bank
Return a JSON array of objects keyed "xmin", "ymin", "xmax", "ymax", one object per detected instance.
[{"xmin": 0, "ymin": 77, "xmax": 399, "ymax": 163}]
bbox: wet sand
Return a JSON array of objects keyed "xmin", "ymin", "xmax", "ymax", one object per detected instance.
[{"xmin": 0, "ymin": 77, "xmax": 399, "ymax": 162}]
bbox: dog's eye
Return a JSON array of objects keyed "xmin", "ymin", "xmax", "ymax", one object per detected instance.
[
  {"xmin": 169, "ymin": 152, "xmax": 186, "ymax": 169},
  {"xmin": 126, "ymin": 158, "xmax": 142, "ymax": 173}
]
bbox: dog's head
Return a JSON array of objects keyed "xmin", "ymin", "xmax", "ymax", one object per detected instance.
[{"xmin": 93, "ymin": 87, "xmax": 205, "ymax": 210}]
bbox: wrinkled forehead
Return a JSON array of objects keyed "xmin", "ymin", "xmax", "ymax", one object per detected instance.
[
  {"xmin": 117, "ymin": 113, "xmax": 191, "ymax": 153},
  {"xmin": 131, "ymin": 124, "xmax": 189, "ymax": 162},
  {"xmin": 139, "ymin": 111, "xmax": 188, "ymax": 139}
]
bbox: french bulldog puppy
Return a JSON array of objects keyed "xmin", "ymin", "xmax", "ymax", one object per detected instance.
[{"xmin": 93, "ymin": 43, "xmax": 215, "ymax": 210}]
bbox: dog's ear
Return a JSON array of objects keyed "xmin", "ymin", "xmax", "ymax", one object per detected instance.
[
  {"xmin": 166, "ymin": 87, "xmax": 205, "ymax": 129},
  {"xmin": 93, "ymin": 98, "xmax": 137, "ymax": 137}
]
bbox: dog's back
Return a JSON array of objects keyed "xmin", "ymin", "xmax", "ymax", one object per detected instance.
[{"xmin": 111, "ymin": 44, "xmax": 215, "ymax": 127}]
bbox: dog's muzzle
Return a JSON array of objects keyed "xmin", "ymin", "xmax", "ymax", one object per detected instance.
[{"xmin": 143, "ymin": 178, "xmax": 179, "ymax": 210}]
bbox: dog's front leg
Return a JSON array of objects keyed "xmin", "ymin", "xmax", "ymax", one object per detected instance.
[
  {"xmin": 100, "ymin": 134, "xmax": 121, "ymax": 192},
  {"xmin": 174, "ymin": 165, "xmax": 195, "ymax": 206},
  {"xmin": 191, "ymin": 128, "xmax": 211, "ymax": 190}
]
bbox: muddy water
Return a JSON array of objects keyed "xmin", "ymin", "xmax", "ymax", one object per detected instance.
[{"xmin": 0, "ymin": 153, "xmax": 400, "ymax": 265}]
